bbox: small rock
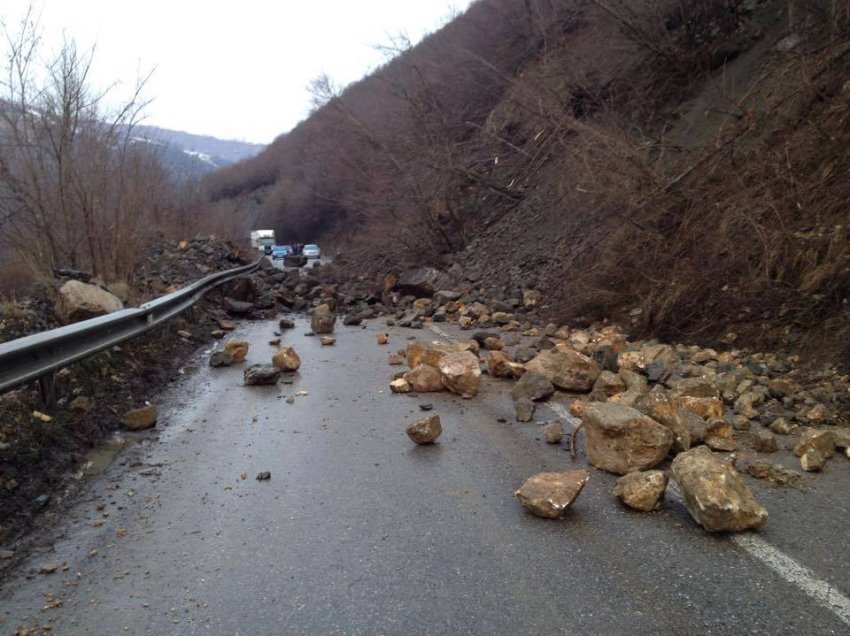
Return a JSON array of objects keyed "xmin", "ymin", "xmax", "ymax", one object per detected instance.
[
  {"xmin": 124, "ymin": 405, "xmax": 158, "ymax": 431},
  {"xmin": 320, "ymin": 336, "xmax": 336, "ymax": 346},
  {"xmin": 177, "ymin": 329, "xmax": 192, "ymax": 339},
  {"xmin": 793, "ymin": 428, "xmax": 835, "ymax": 459},
  {"xmin": 224, "ymin": 340, "xmax": 250, "ymax": 363},
  {"xmin": 256, "ymin": 471, "xmax": 271, "ymax": 481},
  {"xmin": 515, "ymin": 470, "xmax": 590, "ymax": 519},
  {"xmin": 800, "ymin": 448, "xmax": 826, "ymax": 472},
  {"xmin": 388, "ymin": 353, "xmax": 405, "ymax": 365},
  {"xmin": 40, "ymin": 563, "xmax": 59, "ymax": 574},
  {"xmin": 244, "ymin": 365, "xmax": 281, "ymax": 386},
  {"xmin": 218, "ymin": 319, "xmax": 236, "ymax": 331},
  {"xmin": 69, "ymin": 395, "xmax": 94, "ymax": 412},
  {"xmin": 278, "ymin": 319, "xmax": 295, "ymax": 329},
  {"xmin": 753, "ymin": 429, "xmax": 778, "ymax": 453},
  {"xmin": 285, "ymin": 396, "xmax": 295, "ymax": 404},
  {"xmin": 612, "ymin": 470, "xmax": 668, "ymax": 512},
  {"xmin": 484, "ymin": 336, "xmax": 503, "ymax": 351},
  {"xmin": 406, "ymin": 414, "xmax": 442, "ymax": 444},
  {"xmin": 544, "ymin": 422, "xmax": 563, "ymax": 444},
  {"xmin": 211, "ymin": 329, "xmax": 225, "ymax": 338},
  {"xmin": 706, "ymin": 436, "xmax": 737, "ymax": 452},
  {"xmin": 377, "ymin": 333, "xmax": 389, "ymax": 345},
  {"xmin": 390, "ymin": 378, "xmax": 411, "ymax": 393},
  {"xmin": 515, "ymin": 398, "xmax": 535, "ymax": 422},
  {"xmin": 510, "ymin": 371, "xmax": 555, "ymax": 402},
  {"xmin": 770, "ymin": 417, "xmax": 794, "ymax": 435},
  {"xmin": 209, "ymin": 351, "xmax": 234, "ymax": 368},
  {"xmin": 272, "ymin": 347, "xmax": 301, "ymax": 371},
  {"xmin": 311, "ymin": 303, "xmax": 336, "ymax": 334}
]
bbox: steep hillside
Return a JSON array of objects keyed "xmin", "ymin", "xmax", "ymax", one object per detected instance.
[{"xmin": 204, "ymin": 0, "xmax": 850, "ymax": 365}]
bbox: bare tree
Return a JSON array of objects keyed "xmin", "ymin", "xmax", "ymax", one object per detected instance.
[{"xmin": 0, "ymin": 8, "xmax": 196, "ymax": 283}]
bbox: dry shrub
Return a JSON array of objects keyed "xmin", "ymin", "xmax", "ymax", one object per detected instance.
[{"xmin": 550, "ymin": 35, "xmax": 850, "ymax": 359}]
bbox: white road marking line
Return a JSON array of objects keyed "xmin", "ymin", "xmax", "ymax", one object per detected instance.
[
  {"xmin": 426, "ymin": 324, "xmax": 456, "ymax": 342},
  {"xmin": 427, "ymin": 323, "xmax": 850, "ymax": 627},
  {"xmin": 665, "ymin": 482, "xmax": 850, "ymax": 628}
]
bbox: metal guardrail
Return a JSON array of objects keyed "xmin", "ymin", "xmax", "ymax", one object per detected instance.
[{"xmin": 0, "ymin": 258, "xmax": 262, "ymax": 401}]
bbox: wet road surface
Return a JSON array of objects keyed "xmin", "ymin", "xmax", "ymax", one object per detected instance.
[{"xmin": 1, "ymin": 316, "xmax": 849, "ymax": 634}]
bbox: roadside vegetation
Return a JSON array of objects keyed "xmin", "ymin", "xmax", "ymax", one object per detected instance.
[
  {"xmin": 0, "ymin": 9, "xmax": 205, "ymax": 298},
  {"xmin": 206, "ymin": 0, "xmax": 850, "ymax": 366}
]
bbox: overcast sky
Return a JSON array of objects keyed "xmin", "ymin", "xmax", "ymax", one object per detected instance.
[{"xmin": 1, "ymin": 1, "xmax": 474, "ymax": 145}]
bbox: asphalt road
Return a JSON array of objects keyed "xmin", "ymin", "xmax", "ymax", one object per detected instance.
[{"xmin": 1, "ymin": 317, "xmax": 849, "ymax": 635}]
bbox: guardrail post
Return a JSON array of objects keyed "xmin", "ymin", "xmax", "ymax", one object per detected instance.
[{"xmin": 37, "ymin": 373, "xmax": 57, "ymax": 412}]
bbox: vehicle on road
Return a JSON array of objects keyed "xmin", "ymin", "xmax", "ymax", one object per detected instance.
[
  {"xmin": 250, "ymin": 230, "xmax": 276, "ymax": 255},
  {"xmin": 303, "ymin": 244, "xmax": 321, "ymax": 259},
  {"xmin": 271, "ymin": 245, "xmax": 291, "ymax": 260}
]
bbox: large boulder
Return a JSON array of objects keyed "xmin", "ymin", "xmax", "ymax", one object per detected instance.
[
  {"xmin": 581, "ymin": 402, "xmax": 673, "ymax": 474},
  {"xmin": 487, "ymin": 351, "xmax": 525, "ymax": 379},
  {"xmin": 514, "ymin": 470, "xmax": 590, "ymax": 519},
  {"xmin": 403, "ymin": 364, "xmax": 445, "ymax": 392},
  {"xmin": 311, "ymin": 303, "xmax": 336, "ymax": 334},
  {"xmin": 394, "ymin": 267, "xmax": 454, "ymax": 298},
  {"xmin": 439, "ymin": 351, "xmax": 481, "ymax": 398},
  {"xmin": 55, "ymin": 280, "xmax": 123, "ymax": 324},
  {"xmin": 525, "ymin": 349, "xmax": 600, "ymax": 392},
  {"xmin": 671, "ymin": 446, "xmax": 768, "ymax": 532}
]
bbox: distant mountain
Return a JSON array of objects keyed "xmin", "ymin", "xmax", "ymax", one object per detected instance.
[{"xmin": 129, "ymin": 125, "xmax": 265, "ymax": 178}]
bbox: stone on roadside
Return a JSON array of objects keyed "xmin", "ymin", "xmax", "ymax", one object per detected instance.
[
  {"xmin": 278, "ymin": 318, "xmax": 295, "ymax": 329},
  {"xmin": 209, "ymin": 350, "xmax": 234, "ymax": 368},
  {"xmin": 514, "ymin": 470, "xmax": 590, "ymax": 519},
  {"xmin": 515, "ymin": 398, "xmax": 535, "ymax": 422},
  {"xmin": 404, "ymin": 364, "xmax": 445, "ymax": 392},
  {"xmin": 69, "ymin": 395, "xmax": 94, "ymax": 412},
  {"xmin": 484, "ymin": 336, "xmax": 503, "ymax": 351},
  {"xmin": 438, "ymin": 351, "xmax": 481, "ymax": 398},
  {"xmin": 406, "ymin": 414, "xmax": 442, "ymax": 444},
  {"xmin": 544, "ymin": 422, "xmax": 563, "ymax": 444},
  {"xmin": 510, "ymin": 371, "xmax": 555, "ymax": 402},
  {"xmin": 525, "ymin": 349, "xmax": 600, "ymax": 392},
  {"xmin": 55, "ymin": 280, "xmax": 124, "ymax": 324},
  {"xmin": 218, "ymin": 319, "xmax": 236, "ymax": 331},
  {"xmin": 390, "ymin": 378, "xmax": 411, "ymax": 393},
  {"xmin": 311, "ymin": 303, "xmax": 336, "ymax": 334},
  {"xmin": 377, "ymin": 333, "xmax": 389, "ymax": 345},
  {"xmin": 581, "ymin": 402, "xmax": 673, "ymax": 474},
  {"xmin": 611, "ymin": 470, "xmax": 668, "ymax": 512},
  {"xmin": 793, "ymin": 428, "xmax": 835, "ymax": 459},
  {"xmin": 522, "ymin": 290, "xmax": 541, "ymax": 308},
  {"xmin": 244, "ymin": 364, "xmax": 281, "ymax": 386},
  {"xmin": 590, "ymin": 371, "xmax": 627, "ymax": 401},
  {"xmin": 800, "ymin": 448, "xmax": 826, "ymax": 472},
  {"xmin": 770, "ymin": 417, "xmax": 794, "ymax": 435},
  {"xmin": 320, "ymin": 336, "xmax": 336, "ymax": 346},
  {"xmin": 753, "ymin": 429, "xmax": 778, "ymax": 453},
  {"xmin": 124, "ymin": 405, "xmax": 158, "ymax": 431},
  {"xmin": 671, "ymin": 446, "xmax": 768, "ymax": 532},
  {"xmin": 388, "ymin": 353, "xmax": 405, "ymax": 366},
  {"xmin": 272, "ymin": 347, "xmax": 301, "ymax": 371},
  {"xmin": 488, "ymin": 351, "xmax": 524, "ymax": 379},
  {"xmin": 224, "ymin": 340, "xmax": 250, "ymax": 363}
]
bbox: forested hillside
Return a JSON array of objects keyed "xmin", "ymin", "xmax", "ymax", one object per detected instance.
[{"xmin": 207, "ymin": 0, "xmax": 850, "ymax": 364}]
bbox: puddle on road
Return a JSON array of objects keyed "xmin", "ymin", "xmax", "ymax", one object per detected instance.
[{"xmin": 81, "ymin": 434, "xmax": 135, "ymax": 478}]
